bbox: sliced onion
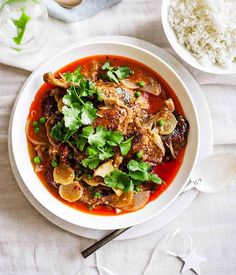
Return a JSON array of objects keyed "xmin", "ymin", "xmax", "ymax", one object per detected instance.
[
  {"xmin": 165, "ymin": 140, "xmax": 177, "ymax": 159},
  {"xmin": 82, "ymin": 176, "xmax": 100, "ymax": 186},
  {"xmin": 121, "ymin": 191, "xmax": 150, "ymax": 212},
  {"xmin": 59, "ymin": 181, "xmax": 83, "ymax": 202},
  {"xmin": 146, "ymin": 98, "xmax": 178, "ymax": 135},
  {"xmin": 94, "ymin": 160, "xmax": 115, "ymax": 178},
  {"xmin": 151, "ymin": 128, "xmax": 165, "ymax": 155},
  {"xmin": 140, "ymin": 82, "xmax": 161, "ymax": 96},
  {"xmin": 102, "ymin": 191, "xmax": 134, "ymax": 208},
  {"xmin": 163, "ymin": 98, "xmax": 175, "ymax": 112},
  {"xmin": 120, "ymin": 79, "xmax": 139, "ymax": 89},
  {"xmin": 112, "ymin": 188, "xmax": 123, "ymax": 197},
  {"xmin": 26, "ymin": 120, "xmax": 46, "ymax": 146},
  {"xmin": 158, "ymin": 112, "xmax": 178, "ymax": 135}
]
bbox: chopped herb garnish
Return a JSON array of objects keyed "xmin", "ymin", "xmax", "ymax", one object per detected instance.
[
  {"xmin": 88, "ymin": 126, "xmax": 107, "ymax": 147},
  {"xmin": 50, "ymin": 120, "xmax": 75, "ymax": 142},
  {"xmin": 62, "ymin": 89, "xmax": 97, "ymax": 131},
  {"xmin": 101, "ymin": 61, "xmax": 133, "ymax": 83},
  {"xmin": 63, "ymin": 66, "xmax": 84, "ymax": 83},
  {"xmin": 104, "ymin": 170, "xmax": 133, "ymax": 192},
  {"xmin": 56, "ymin": 67, "xmax": 101, "ymax": 132},
  {"xmin": 119, "ymin": 136, "xmax": 133, "ymax": 156},
  {"xmin": 104, "ymin": 160, "xmax": 162, "ymax": 192},
  {"xmin": 82, "ymin": 155, "xmax": 100, "ymax": 170},
  {"xmin": 106, "ymin": 131, "xmax": 124, "ymax": 146}
]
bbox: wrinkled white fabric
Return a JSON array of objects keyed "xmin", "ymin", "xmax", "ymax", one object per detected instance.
[{"xmin": 0, "ymin": 1, "xmax": 236, "ymax": 274}]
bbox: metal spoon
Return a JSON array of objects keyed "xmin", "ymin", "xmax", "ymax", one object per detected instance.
[
  {"xmin": 81, "ymin": 154, "xmax": 236, "ymax": 258},
  {"xmin": 184, "ymin": 153, "xmax": 236, "ymax": 193}
]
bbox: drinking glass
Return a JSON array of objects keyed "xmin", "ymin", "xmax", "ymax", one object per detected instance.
[{"xmin": 0, "ymin": 0, "xmax": 48, "ymax": 53}]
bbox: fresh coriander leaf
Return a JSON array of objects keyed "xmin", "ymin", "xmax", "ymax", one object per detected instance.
[
  {"xmin": 75, "ymin": 135, "xmax": 87, "ymax": 151},
  {"xmin": 127, "ymin": 160, "xmax": 150, "ymax": 181},
  {"xmin": 149, "ymin": 174, "xmax": 162, "ymax": 184},
  {"xmin": 107, "ymin": 71, "xmax": 119, "ymax": 83},
  {"xmin": 124, "ymin": 180, "xmax": 134, "ymax": 192},
  {"xmin": 101, "ymin": 61, "xmax": 133, "ymax": 83},
  {"xmin": 116, "ymin": 183, "xmax": 125, "ymax": 189},
  {"xmin": 98, "ymin": 146, "xmax": 114, "ymax": 160},
  {"xmin": 82, "ymin": 126, "xmax": 94, "ymax": 137},
  {"xmin": 88, "ymin": 126, "xmax": 107, "ymax": 147},
  {"xmin": 106, "ymin": 131, "xmax": 124, "ymax": 146},
  {"xmin": 86, "ymin": 146, "xmax": 99, "ymax": 156},
  {"xmin": 104, "ymin": 170, "xmax": 132, "ymax": 191},
  {"xmin": 132, "ymin": 179, "xmax": 142, "ymax": 186},
  {"xmin": 101, "ymin": 61, "xmax": 111, "ymax": 70},
  {"xmin": 127, "ymin": 159, "xmax": 150, "ymax": 173},
  {"xmin": 81, "ymin": 102, "xmax": 97, "ymax": 125},
  {"xmin": 50, "ymin": 121, "xmax": 65, "ymax": 141},
  {"xmin": 50, "ymin": 120, "xmax": 75, "ymax": 142},
  {"xmin": 119, "ymin": 136, "xmax": 133, "ymax": 156},
  {"xmin": 114, "ymin": 66, "xmax": 132, "ymax": 80},
  {"xmin": 63, "ymin": 66, "xmax": 83, "ymax": 83},
  {"xmin": 63, "ymin": 87, "xmax": 83, "ymax": 107},
  {"xmin": 77, "ymin": 79, "xmax": 99, "ymax": 98},
  {"xmin": 129, "ymin": 170, "xmax": 149, "ymax": 181},
  {"xmin": 62, "ymin": 104, "xmax": 82, "ymax": 131},
  {"xmin": 82, "ymin": 155, "xmax": 100, "ymax": 169}
]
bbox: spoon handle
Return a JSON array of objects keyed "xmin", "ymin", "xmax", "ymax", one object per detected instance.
[{"xmin": 81, "ymin": 227, "xmax": 131, "ymax": 258}]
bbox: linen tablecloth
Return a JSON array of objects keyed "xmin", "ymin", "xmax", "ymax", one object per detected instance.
[{"xmin": 0, "ymin": 1, "xmax": 236, "ymax": 274}]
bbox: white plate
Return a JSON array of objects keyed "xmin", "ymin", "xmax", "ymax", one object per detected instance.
[
  {"xmin": 162, "ymin": 0, "xmax": 236, "ymax": 75},
  {"xmin": 9, "ymin": 39, "xmax": 199, "ymax": 230},
  {"xmin": 9, "ymin": 36, "xmax": 213, "ymax": 239}
]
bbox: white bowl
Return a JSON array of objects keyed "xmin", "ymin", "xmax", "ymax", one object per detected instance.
[
  {"xmin": 162, "ymin": 0, "xmax": 236, "ymax": 75},
  {"xmin": 10, "ymin": 41, "xmax": 199, "ymax": 230}
]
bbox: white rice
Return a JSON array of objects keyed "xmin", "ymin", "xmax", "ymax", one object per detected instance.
[{"xmin": 168, "ymin": 0, "xmax": 236, "ymax": 67}]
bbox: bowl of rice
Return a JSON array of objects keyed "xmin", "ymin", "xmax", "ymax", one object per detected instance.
[{"xmin": 162, "ymin": 0, "xmax": 236, "ymax": 74}]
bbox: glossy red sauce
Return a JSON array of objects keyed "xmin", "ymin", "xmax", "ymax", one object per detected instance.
[{"xmin": 27, "ymin": 55, "xmax": 185, "ymax": 215}]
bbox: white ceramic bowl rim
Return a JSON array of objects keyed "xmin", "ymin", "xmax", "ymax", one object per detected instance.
[
  {"xmin": 162, "ymin": 0, "xmax": 236, "ymax": 75},
  {"xmin": 10, "ymin": 41, "xmax": 199, "ymax": 230}
]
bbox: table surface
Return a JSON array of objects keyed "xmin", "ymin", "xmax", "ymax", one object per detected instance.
[{"xmin": 1, "ymin": 1, "xmax": 236, "ymax": 274}]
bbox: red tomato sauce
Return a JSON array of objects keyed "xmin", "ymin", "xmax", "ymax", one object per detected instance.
[{"xmin": 27, "ymin": 55, "xmax": 185, "ymax": 216}]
